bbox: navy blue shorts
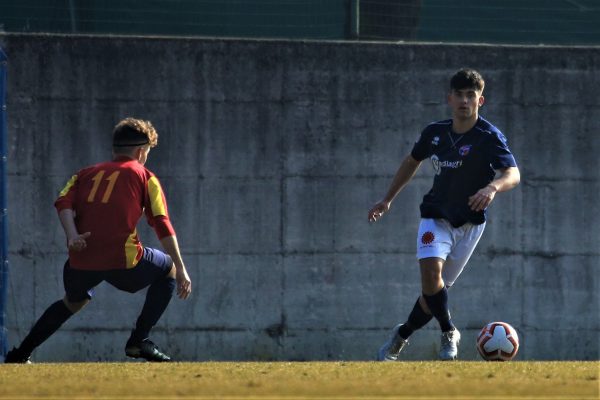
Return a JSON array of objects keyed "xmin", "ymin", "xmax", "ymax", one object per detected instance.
[{"xmin": 63, "ymin": 248, "xmax": 173, "ymax": 302}]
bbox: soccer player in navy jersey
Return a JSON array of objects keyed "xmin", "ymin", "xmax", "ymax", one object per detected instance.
[
  {"xmin": 369, "ymin": 69, "xmax": 520, "ymax": 361},
  {"xmin": 5, "ymin": 118, "xmax": 192, "ymax": 363}
]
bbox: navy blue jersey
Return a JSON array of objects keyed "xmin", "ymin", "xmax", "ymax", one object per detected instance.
[{"xmin": 410, "ymin": 116, "xmax": 517, "ymax": 227}]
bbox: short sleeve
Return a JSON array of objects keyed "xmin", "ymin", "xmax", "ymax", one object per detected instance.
[
  {"xmin": 488, "ymin": 132, "xmax": 517, "ymax": 170},
  {"xmin": 410, "ymin": 129, "xmax": 432, "ymax": 161},
  {"xmin": 54, "ymin": 174, "xmax": 78, "ymax": 212},
  {"xmin": 144, "ymin": 173, "xmax": 176, "ymax": 239}
]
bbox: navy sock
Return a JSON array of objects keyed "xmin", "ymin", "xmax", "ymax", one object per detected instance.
[
  {"xmin": 130, "ymin": 276, "xmax": 175, "ymax": 342},
  {"xmin": 18, "ymin": 300, "xmax": 73, "ymax": 356},
  {"xmin": 398, "ymin": 298, "xmax": 433, "ymax": 339},
  {"xmin": 423, "ymin": 287, "xmax": 455, "ymax": 332}
]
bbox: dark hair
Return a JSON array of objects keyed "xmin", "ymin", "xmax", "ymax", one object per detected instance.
[
  {"xmin": 112, "ymin": 118, "xmax": 158, "ymax": 149},
  {"xmin": 450, "ymin": 69, "xmax": 485, "ymax": 92}
]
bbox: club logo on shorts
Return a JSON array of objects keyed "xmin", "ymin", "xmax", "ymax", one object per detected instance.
[
  {"xmin": 459, "ymin": 144, "xmax": 472, "ymax": 156},
  {"xmin": 421, "ymin": 231, "xmax": 435, "ymax": 245}
]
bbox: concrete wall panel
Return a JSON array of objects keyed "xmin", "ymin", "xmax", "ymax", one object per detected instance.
[{"xmin": 1, "ymin": 34, "xmax": 598, "ymax": 361}]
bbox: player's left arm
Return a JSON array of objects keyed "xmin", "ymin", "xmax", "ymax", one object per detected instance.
[
  {"xmin": 144, "ymin": 174, "xmax": 192, "ymax": 299},
  {"xmin": 468, "ymin": 166, "xmax": 520, "ymax": 212}
]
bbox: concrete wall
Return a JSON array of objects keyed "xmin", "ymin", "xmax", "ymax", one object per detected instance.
[{"xmin": 0, "ymin": 33, "xmax": 598, "ymax": 361}]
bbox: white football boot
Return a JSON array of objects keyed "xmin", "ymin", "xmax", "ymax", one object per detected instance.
[
  {"xmin": 439, "ymin": 328, "xmax": 461, "ymax": 360},
  {"xmin": 377, "ymin": 324, "xmax": 409, "ymax": 361}
]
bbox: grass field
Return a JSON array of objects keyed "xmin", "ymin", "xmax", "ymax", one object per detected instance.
[{"xmin": 0, "ymin": 361, "xmax": 598, "ymax": 399}]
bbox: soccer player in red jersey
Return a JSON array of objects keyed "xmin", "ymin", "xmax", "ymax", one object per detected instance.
[{"xmin": 5, "ymin": 118, "xmax": 191, "ymax": 363}]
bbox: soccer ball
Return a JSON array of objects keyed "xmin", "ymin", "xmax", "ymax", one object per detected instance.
[{"xmin": 476, "ymin": 321, "xmax": 519, "ymax": 361}]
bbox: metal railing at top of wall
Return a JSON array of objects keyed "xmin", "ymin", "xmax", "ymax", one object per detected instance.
[{"xmin": 0, "ymin": 0, "xmax": 600, "ymax": 45}]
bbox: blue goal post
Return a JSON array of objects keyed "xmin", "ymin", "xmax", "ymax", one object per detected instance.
[{"xmin": 0, "ymin": 46, "xmax": 7, "ymax": 358}]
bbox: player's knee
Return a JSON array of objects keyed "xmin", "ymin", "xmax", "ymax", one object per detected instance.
[
  {"xmin": 420, "ymin": 270, "xmax": 444, "ymax": 295},
  {"xmin": 421, "ymin": 268, "xmax": 442, "ymax": 284},
  {"xmin": 63, "ymin": 297, "xmax": 89, "ymax": 314},
  {"xmin": 167, "ymin": 263, "xmax": 176, "ymax": 279}
]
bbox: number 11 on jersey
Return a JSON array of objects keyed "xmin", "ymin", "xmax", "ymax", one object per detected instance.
[{"xmin": 87, "ymin": 170, "xmax": 120, "ymax": 203}]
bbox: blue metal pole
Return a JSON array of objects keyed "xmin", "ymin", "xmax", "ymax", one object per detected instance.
[{"xmin": 0, "ymin": 47, "xmax": 8, "ymax": 358}]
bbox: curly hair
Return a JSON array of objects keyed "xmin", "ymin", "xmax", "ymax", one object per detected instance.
[{"xmin": 112, "ymin": 118, "xmax": 158, "ymax": 149}]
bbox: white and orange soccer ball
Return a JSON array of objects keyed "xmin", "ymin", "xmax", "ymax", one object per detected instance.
[{"xmin": 476, "ymin": 321, "xmax": 519, "ymax": 361}]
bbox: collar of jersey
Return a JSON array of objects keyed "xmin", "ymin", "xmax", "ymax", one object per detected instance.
[{"xmin": 113, "ymin": 155, "xmax": 136, "ymax": 162}]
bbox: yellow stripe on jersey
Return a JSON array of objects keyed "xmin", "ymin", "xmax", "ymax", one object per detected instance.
[
  {"xmin": 58, "ymin": 175, "xmax": 78, "ymax": 197},
  {"xmin": 148, "ymin": 176, "xmax": 167, "ymax": 217},
  {"xmin": 125, "ymin": 229, "xmax": 141, "ymax": 269}
]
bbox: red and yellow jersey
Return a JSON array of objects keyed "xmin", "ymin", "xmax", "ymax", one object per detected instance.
[{"xmin": 55, "ymin": 156, "xmax": 175, "ymax": 270}]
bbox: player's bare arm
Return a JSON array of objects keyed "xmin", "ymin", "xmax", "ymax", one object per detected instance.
[
  {"xmin": 368, "ymin": 155, "xmax": 422, "ymax": 222},
  {"xmin": 160, "ymin": 235, "xmax": 192, "ymax": 300},
  {"xmin": 57, "ymin": 209, "xmax": 91, "ymax": 251},
  {"xmin": 468, "ymin": 166, "xmax": 520, "ymax": 212}
]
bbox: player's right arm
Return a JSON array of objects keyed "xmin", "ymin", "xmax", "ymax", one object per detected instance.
[
  {"xmin": 58, "ymin": 209, "xmax": 91, "ymax": 251},
  {"xmin": 55, "ymin": 173, "xmax": 91, "ymax": 251},
  {"xmin": 368, "ymin": 154, "xmax": 422, "ymax": 222}
]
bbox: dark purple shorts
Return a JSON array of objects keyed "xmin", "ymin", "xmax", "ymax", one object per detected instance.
[{"xmin": 63, "ymin": 247, "xmax": 173, "ymax": 302}]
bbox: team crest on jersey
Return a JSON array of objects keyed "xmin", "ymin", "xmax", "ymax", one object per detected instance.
[
  {"xmin": 459, "ymin": 144, "xmax": 472, "ymax": 156},
  {"xmin": 431, "ymin": 136, "xmax": 440, "ymax": 146}
]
